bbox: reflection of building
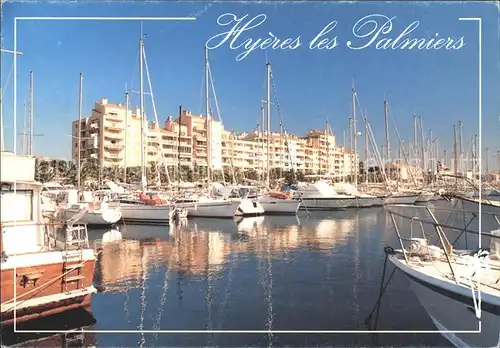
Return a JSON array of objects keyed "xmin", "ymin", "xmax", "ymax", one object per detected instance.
[
  {"xmin": 98, "ymin": 239, "xmax": 174, "ymax": 291},
  {"xmin": 175, "ymin": 231, "xmax": 232, "ymax": 275},
  {"xmin": 97, "ymin": 232, "xmax": 232, "ymax": 289},
  {"xmin": 314, "ymin": 219, "xmax": 355, "ymax": 246},
  {"xmin": 236, "ymin": 217, "xmax": 300, "ymax": 256},
  {"xmin": 72, "ymin": 98, "xmax": 357, "ymax": 176}
]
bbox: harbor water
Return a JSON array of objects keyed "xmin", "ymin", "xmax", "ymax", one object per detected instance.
[{"xmin": 5, "ymin": 200, "xmax": 491, "ymax": 347}]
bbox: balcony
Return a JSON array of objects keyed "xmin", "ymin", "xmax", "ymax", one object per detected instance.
[
  {"xmin": 104, "ymin": 121, "xmax": 123, "ymax": 132},
  {"xmin": 106, "ymin": 114, "xmax": 122, "ymax": 122},
  {"xmin": 193, "ymin": 133, "xmax": 207, "ymax": 141},
  {"xmin": 104, "ymin": 142, "xmax": 123, "ymax": 151},
  {"xmin": 105, "ymin": 133, "xmax": 123, "ymax": 140},
  {"xmin": 86, "ymin": 140, "xmax": 99, "ymax": 149}
]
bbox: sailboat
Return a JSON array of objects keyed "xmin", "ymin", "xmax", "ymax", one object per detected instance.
[
  {"xmin": 256, "ymin": 62, "xmax": 301, "ymax": 215},
  {"xmin": 173, "ymin": 47, "xmax": 263, "ymax": 218},
  {"xmin": 339, "ymin": 84, "xmax": 381, "ymax": 208},
  {"xmin": 119, "ymin": 35, "xmax": 174, "ymax": 224},
  {"xmin": 376, "ymin": 99, "xmax": 419, "ymax": 205},
  {"xmin": 54, "ymin": 73, "xmax": 122, "ymax": 226}
]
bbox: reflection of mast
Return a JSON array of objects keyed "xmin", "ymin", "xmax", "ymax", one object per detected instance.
[
  {"xmin": 124, "ymin": 283, "xmax": 131, "ymax": 325},
  {"xmin": 138, "ymin": 245, "xmax": 147, "ymax": 347},
  {"xmin": 264, "ymin": 225, "xmax": 274, "ymax": 346},
  {"xmin": 153, "ymin": 230, "xmax": 178, "ymax": 340},
  {"xmin": 352, "ymin": 212, "xmax": 360, "ymax": 316},
  {"xmin": 177, "ymin": 229, "xmax": 184, "ymax": 303},
  {"xmin": 205, "ymin": 232, "xmax": 214, "ymax": 345},
  {"xmin": 216, "ymin": 234, "xmax": 237, "ymax": 332}
]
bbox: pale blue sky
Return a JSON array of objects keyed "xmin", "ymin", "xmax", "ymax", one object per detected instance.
[{"xmin": 1, "ymin": 1, "xmax": 499, "ymax": 165}]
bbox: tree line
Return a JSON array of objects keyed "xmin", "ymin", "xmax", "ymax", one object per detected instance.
[{"xmin": 34, "ymin": 158, "xmax": 313, "ymax": 187}]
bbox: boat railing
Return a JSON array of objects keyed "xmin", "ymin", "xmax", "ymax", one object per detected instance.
[
  {"xmin": 385, "ymin": 204, "xmax": 500, "ymax": 284},
  {"xmin": 43, "ymin": 220, "xmax": 90, "ymax": 251}
]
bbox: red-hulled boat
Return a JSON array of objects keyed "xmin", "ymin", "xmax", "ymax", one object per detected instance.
[{"xmin": 1, "ymin": 152, "xmax": 97, "ymax": 325}]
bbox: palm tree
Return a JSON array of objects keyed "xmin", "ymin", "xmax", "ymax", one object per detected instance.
[{"xmin": 35, "ymin": 158, "xmax": 56, "ymax": 183}]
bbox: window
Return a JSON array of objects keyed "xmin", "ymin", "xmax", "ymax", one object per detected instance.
[{"xmin": 0, "ymin": 190, "xmax": 33, "ymax": 222}]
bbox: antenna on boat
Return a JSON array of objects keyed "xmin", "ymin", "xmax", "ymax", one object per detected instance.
[
  {"xmin": 0, "ymin": 48, "xmax": 23, "ymax": 152},
  {"xmin": 77, "ymin": 72, "xmax": 83, "ymax": 189}
]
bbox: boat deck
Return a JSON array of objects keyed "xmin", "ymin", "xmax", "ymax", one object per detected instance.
[{"xmin": 392, "ymin": 250, "xmax": 500, "ymax": 298}]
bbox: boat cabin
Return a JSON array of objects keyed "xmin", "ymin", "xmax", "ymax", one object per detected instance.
[{"xmin": 1, "ymin": 152, "xmax": 44, "ymax": 256}]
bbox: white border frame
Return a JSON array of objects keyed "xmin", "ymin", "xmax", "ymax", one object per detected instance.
[{"xmin": 9, "ymin": 15, "xmax": 483, "ymax": 336}]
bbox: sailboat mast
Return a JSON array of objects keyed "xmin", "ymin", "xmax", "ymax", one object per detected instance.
[
  {"xmin": 260, "ymin": 102, "xmax": 265, "ymax": 179},
  {"xmin": 384, "ymin": 99, "xmax": 390, "ymax": 164},
  {"xmin": 429, "ymin": 129, "xmax": 433, "ymax": 175},
  {"xmin": 178, "ymin": 105, "xmax": 182, "ymax": 192},
  {"xmin": 21, "ymin": 98, "xmax": 26, "ymax": 155},
  {"xmin": 453, "ymin": 123, "xmax": 458, "ymax": 186},
  {"xmin": 28, "ymin": 71, "xmax": 34, "ymax": 156},
  {"xmin": 458, "ymin": 121, "xmax": 463, "ymax": 174},
  {"xmin": 434, "ymin": 137, "xmax": 439, "ymax": 182},
  {"xmin": 77, "ymin": 72, "xmax": 83, "ymax": 189},
  {"xmin": 419, "ymin": 116, "xmax": 425, "ymax": 172},
  {"xmin": 139, "ymin": 37, "xmax": 146, "ymax": 191},
  {"xmin": 124, "ymin": 91, "xmax": 129, "ymax": 183},
  {"xmin": 326, "ymin": 120, "xmax": 330, "ymax": 176},
  {"xmin": 352, "ymin": 84, "xmax": 358, "ymax": 188},
  {"xmin": 473, "ymin": 134, "xmax": 478, "ymax": 180},
  {"xmin": 348, "ymin": 118, "xmax": 353, "ymax": 150},
  {"xmin": 266, "ymin": 62, "xmax": 271, "ymax": 188},
  {"xmin": 413, "ymin": 113, "xmax": 417, "ymax": 165},
  {"xmin": 204, "ymin": 46, "xmax": 212, "ymax": 185},
  {"xmin": 279, "ymin": 120, "xmax": 283, "ymax": 179},
  {"xmin": 486, "ymin": 147, "xmax": 490, "ymax": 178},
  {"xmin": 364, "ymin": 117, "xmax": 368, "ymax": 185}
]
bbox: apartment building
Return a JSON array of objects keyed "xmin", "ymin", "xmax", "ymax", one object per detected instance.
[
  {"xmin": 71, "ymin": 98, "xmax": 146, "ymax": 167},
  {"xmin": 72, "ymin": 98, "xmax": 357, "ymax": 177}
]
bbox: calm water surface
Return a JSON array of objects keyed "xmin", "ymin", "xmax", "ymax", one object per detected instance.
[{"xmin": 6, "ymin": 200, "xmax": 493, "ymax": 347}]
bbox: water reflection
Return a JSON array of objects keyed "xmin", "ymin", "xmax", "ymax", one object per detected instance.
[
  {"xmin": 94, "ymin": 210, "xmax": 388, "ymax": 293},
  {"xmin": 87, "ymin": 206, "xmax": 452, "ymax": 346},
  {"xmin": 0, "ymin": 308, "xmax": 96, "ymax": 347}
]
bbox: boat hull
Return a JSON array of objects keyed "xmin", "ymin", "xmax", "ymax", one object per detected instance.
[
  {"xmin": 390, "ymin": 255, "xmax": 500, "ymax": 348},
  {"xmin": 382, "ymin": 194, "xmax": 418, "ymax": 205},
  {"xmin": 258, "ymin": 199, "xmax": 300, "ymax": 215},
  {"xmin": 62, "ymin": 208, "xmax": 122, "ymax": 226},
  {"xmin": 298, "ymin": 197, "xmax": 355, "ymax": 211},
  {"xmin": 178, "ymin": 200, "xmax": 240, "ymax": 218},
  {"xmin": 235, "ymin": 199, "xmax": 265, "ymax": 217},
  {"xmin": 349, "ymin": 197, "xmax": 379, "ymax": 208},
  {"xmin": 119, "ymin": 204, "xmax": 171, "ymax": 224},
  {"xmin": 1, "ymin": 250, "xmax": 97, "ymax": 325}
]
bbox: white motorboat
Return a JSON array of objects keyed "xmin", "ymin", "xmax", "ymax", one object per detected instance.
[
  {"xmin": 291, "ymin": 181, "xmax": 356, "ymax": 211},
  {"xmin": 380, "ymin": 192, "xmax": 419, "ymax": 205},
  {"xmin": 258, "ymin": 192, "xmax": 301, "ymax": 215},
  {"xmin": 332, "ymin": 183, "xmax": 382, "ymax": 208},
  {"xmin": 386, "ymin": 205, "xmax": 500, "ymax": 348},
  {"xmin": 175, "ymin": 197, "xmax": 241, "ymax": 218}
]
